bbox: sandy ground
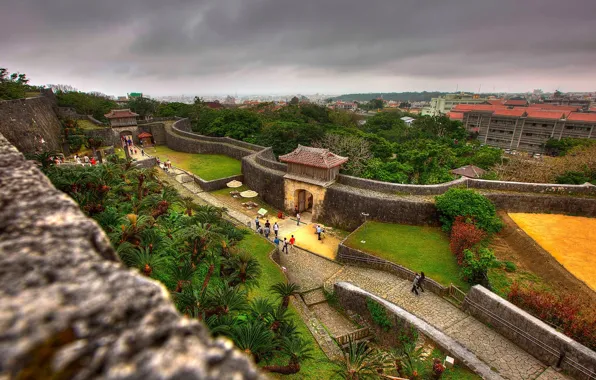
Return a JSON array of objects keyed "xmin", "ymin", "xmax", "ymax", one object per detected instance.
[{"xmin": 509, "ymin": 213, "xmax": 596, "ymax": 291}]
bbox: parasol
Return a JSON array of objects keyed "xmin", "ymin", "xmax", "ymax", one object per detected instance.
[
  {"xmin": 226, "ymin": 180, "xmax": 243, "ymax": 188},
  {"xmin": 240, "ymin": 190, "xmax": 259, "ymax": 198}
]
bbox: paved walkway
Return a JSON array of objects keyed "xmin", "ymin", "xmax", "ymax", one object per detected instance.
[{"xmin": 156, "ymin": 166, "xmax": 568, "ymax": 380}]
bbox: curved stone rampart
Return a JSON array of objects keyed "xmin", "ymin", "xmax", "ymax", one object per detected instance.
[{"xmin": 0, "ymin": 133, "xmax": 262, "ymax": 379}]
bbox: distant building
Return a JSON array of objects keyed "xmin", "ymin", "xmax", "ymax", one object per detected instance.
[
  {"xmin": 451, "ymin": 165, "xmax": 486, "ymax": 179},
  {"xmin": 400, "ymin": 116, "xmax": 415, "ymax": 125},
  {"xmin": 421, "ymin": 93, "xmax": 500, "ymax": 116},
  {"xmin": 104, "ymin": 109, "xmax": 139, "ymax": 128},
  {"xmin": 458, "ymin": 104, "xmax": 596, "ymax": 153},
  {"xmin": 205, "ymin": 101, "xmax": 224, "ymax": 109},
  {"xmin": 332, "ymin": 101, "xmax": 357, "ymax": 111}
]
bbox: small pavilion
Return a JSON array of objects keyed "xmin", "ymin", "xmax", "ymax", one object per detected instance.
[
  {"xmin": 451, "ymin": 165, "xmax": 486, "ymax": 179},
  {"xmin": 279, "ymin": 145, "xmax": 348, "ymax": 219},
  {"xmin": 104, "ymin": 109, "xmax": 139, "ymax": 128},
  {"xmin": 137, "ymin": 132, "xmax": 153, "ymax": 146}
]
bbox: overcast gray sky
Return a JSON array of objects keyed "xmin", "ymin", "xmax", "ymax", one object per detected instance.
[{"xmin": 2, "ymin": 0, "xmax": 595, "ymax": 96}]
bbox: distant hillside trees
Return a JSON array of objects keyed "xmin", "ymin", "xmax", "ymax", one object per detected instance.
[{"xmin": 53, "ymin": 87, "xmax": 118, "ymax": 122}]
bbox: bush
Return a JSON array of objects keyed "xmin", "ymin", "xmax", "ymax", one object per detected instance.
[
  {"xmin": 503, "ymin": 261, "xmax": 517, "ymax": 273},
  {"xmin": 556, "ymin": 171, "xmax": 591, "ymax": 185},
  {"xmin": 461, "ymin": 248, "xmax": 499, "ymax": 286},
  {"xmin": 366, "ymin": 299, "xmax": 392, "ymax": 331},
  {"xmin": 508, "ymin": 283, "xmax": 596, "ymax": 350},
  {"xmin": 449, "ymin": 216, "xmax": 487, "ymax": 264},
  {"xmin": 435, "ymin": 188, "xmax": 503, "ymax": 234}
]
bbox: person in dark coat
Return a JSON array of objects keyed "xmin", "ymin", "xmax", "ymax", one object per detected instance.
[{"xmin": 411, "ymin": 273, "xmax": 421, "ymax": 296}]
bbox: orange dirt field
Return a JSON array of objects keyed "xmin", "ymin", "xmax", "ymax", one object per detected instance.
[{"xmin": 509, "ymin": 213, "xmax": 596, "ymax": 291}]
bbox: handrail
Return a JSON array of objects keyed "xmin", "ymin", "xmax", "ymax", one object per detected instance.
[{"xmin": 464, "ymin": 297, "xmax": 596, "ymax": 379}]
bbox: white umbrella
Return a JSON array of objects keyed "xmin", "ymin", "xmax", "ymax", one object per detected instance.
[
  {"xmin": 240, "ymin": 190, "xmax": 259, "ymax": 198},
  {"xmin": 227, "ymin": 180, "xmax": 243, "ymax": 188}
]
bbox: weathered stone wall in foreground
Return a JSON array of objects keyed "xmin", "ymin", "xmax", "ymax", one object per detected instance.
[
  {"xmin": 0, "ymin": 133, "xmax": 262, "ymax": 379},
  {"xmin": 463, "ymin": 286, "xmax": 596, "ymax": 380}
]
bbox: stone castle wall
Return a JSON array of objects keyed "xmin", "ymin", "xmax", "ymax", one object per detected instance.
[
  {"xmin": 0, "ymin": 95, "xmax": 63, "ymax": 154},
  {"xmin": 463, "ymin": 286, "xmax": 596, "ymax": 380},
  {"xmin": 0, "ymin": 132, "xmax": 262, "ymax": 379}
]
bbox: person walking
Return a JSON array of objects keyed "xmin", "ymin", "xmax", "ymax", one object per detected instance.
[
  {"xmin": 264, "ymin": 226, "xmax": 271, "ymax": 240},
  {"xmin": 296, "ymin": 213, "xmax": 301, "ymax": 226},
  {"xmin": 141, "ymin": 149, "xmax": 145, "ymax": 157},
  {"xmin": 411, "ymin": 273, "xmax": 421, "ymax": 296},
  {"xmin": 255, "ymin": 216, "xmax": 260, "ymax": 231},
  {"xmin": 417, "ymin": 272, "xmax": 426, "ymax": 293},
  {"xmin": 316, "ymin": 225, "xmax": 322, "ymax": 240},
  {"xmin": 289, "ymin": 235, "xmax": 296, "ymax": 250},
  {"xmin": 282, "ymin": 237, "xmax": 289, "ymax": 254},
  {"xmin": 274, "ymin": 236, "xmax": 280, "ymax": 248},
  {"xmin": 273, "ymin": 222, "xmax": 279, "ymax": 237}
]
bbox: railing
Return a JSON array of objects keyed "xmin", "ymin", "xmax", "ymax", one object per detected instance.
[
  {"xmin": 464, "ymin": 296, "xmax": 596, "ymax": 380},
  {"xmin": 335, "ymin": 327, "xmax": 370, "ymax": 346},
  {"xmin": 448, "ymin": 284, "xmax": 466, "ymax": 306}
]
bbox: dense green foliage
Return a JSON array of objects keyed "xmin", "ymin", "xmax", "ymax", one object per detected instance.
[
  {"xmin": 544, "ymin": 137, "xmax": 596, "ymax": 157},
  {"xmin": 43, "ymin": 159, "xmax": 316, "ymax": 374},
  {"xmin": 332, "ymin": 92, "xmax": 450, "ymax": 102},
  {"xmin": 461, "ymin": 248, "xmax": 499, "ymax": 286},
  {"xmin": 55, "ymin": 90, "xmax": 118, "ymax": 121},
  {"xmin": 0, "ymin": 68, "xmax": 39, "ymax": 100},
  {"xmin": 366, "ymin": 299, "xmax": 392, "ymax": 331},
  {"xmin": 435, "ymin": 188, "xmax": 503, "ymax": 234},
  {"xmin": 189, "ymin": 104, "xmax": 503, "ymax": 185}
]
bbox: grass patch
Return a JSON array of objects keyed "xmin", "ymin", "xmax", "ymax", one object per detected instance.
[
  {"xmin": 151, "ymin": 145, "xmax": 241, "ymax": 181},
  {"xmin": 488, "ymin": 267, "xmax": 548, "ymax": 298},
  {"xmin": 77, "ymin": 119, "xmax": 106, "ymax": 130},
  {"xmin": 345, "ymin": 222, "xmax": 468, "ymax": 289},
  {"xmin": 236, "ymin": 232, "xmax": 336, "ymax": 378}
]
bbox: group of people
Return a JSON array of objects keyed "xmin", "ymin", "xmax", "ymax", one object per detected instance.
[
  {"xmin": 254, "ymin": 216, "xmax": 295, "ymax": 254},
  {"xmin": 73, "ymin": 154, "xmax": 96, "ymax": 166},
  {"xmin": 156, "ymin": 158, "xmax": 172, "ymax": 172}
]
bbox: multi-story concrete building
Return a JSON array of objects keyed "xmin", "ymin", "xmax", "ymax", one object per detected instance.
[
  {"xmin": 421, "ymin": 93, "xmax": 496, "ymax": 116},
  {"xmin": 457, "ymin": 104, "xmax": 596, "ymax": 153}
]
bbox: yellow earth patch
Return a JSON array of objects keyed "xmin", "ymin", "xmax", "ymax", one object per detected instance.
[{"xmin": 509, "ymin": 213, "xmax": 596, "ymax": 291}]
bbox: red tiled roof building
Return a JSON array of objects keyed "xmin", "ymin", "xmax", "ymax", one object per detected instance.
[
  {"xmin": 104, "ymin": 109, "xmax": 139, "ymax": 128},
  {"xmin": 279, "ymin": 145, "xmax": 348, "ymax": 183}
]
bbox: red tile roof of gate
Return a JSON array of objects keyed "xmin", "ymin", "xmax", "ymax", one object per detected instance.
[
  {"xmin": 279, "ymin": 145, "xmax": 348, "ymax": 169},
  {"xmin": 104, "ymin": 109, "xmax": 139, "ymax": 119},
  {"xmin": 137, "ymin": 132, "xmax": 153, "ymax": 138},
  {"xmin": 567, "ymin": 113, "xmax": 596, "ymax": 122},
  {"xmin": 504, "ymin": 99, "xmax": 529, "ymax": 106}
]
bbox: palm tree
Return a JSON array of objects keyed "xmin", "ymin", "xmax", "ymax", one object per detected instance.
[
  {"xmin": 231, "ymin": 320, "xmax": 275, "ymax": 363},
  {"xmin": 250, "ymin": 298, "xmax": 274, "ymax": 324},
  {"xmin": 181, "ymin": 196, "xmax": 196, "ymax": 216},
  {"xmin": 263, "ymin": 336, "xmax": 313, "ymax": 375},
  {"xmin": 270, "ymin": 303, "xmax": 289, "ymax": 332},
  {"xmin": 205, "ymin": 284, "xmax": 248, "ymax": 317},
  {"xmin": 332, "ymin": 339, "xmax": 385, "ymax": 380},
  {"xmin": 200, "ymin": 248, "xmax": 220, "ymax": 298},
  {"xmin": 205, "ymin": 314, "xmax": 238, "ymax": 337},
  {"xmin": 164, "ymin": 257, "xmax": 196, "ymax": 293},
  {"xmin": 399, "ymin": 345, "xmax": 427, "ymax": 380},
  {"xmin": 271, "ymin": 282, "xmax": 300, "ymax": 309},
  {"xmin": 173, "ymin": 285, "xmax": 202, "ymax": 318},
  {"xmin": 119, "ymin": 246, "xmax": 169, "ymax": 278},
  {"xmin": 225, "ymin": 251, "xmax": 262, "ymax": 288}
]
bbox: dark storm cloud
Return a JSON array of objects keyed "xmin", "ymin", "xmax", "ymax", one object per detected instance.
[{"xmin": 1, "ymin": 0, "xmax": 595, "ymax": 93}]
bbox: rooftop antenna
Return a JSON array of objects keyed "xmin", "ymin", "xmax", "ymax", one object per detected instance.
[
  {"xmin": 478, "ymin": 84, "xmax": 482, "ymax": 94},
  {"xmin": 456, "ymin": 84, "xmax": 459, "ymax": 93}
]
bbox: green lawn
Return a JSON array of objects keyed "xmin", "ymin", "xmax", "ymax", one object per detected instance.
[
  {"xmin": 344, "ymin": 222, "xmax": 468, "ymax": 289},
  {"xmin": 151, "ymin": 145, "xmax": 241, "ymax": 181},
  {"xmin": 77, "ymin": 119, "xmax": 107, "ymax": 130},
  {"xmin": 236, "ymin": 232, "xmax": 336, "ymax": 379}
]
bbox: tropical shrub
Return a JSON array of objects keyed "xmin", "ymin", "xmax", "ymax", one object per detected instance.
[
  {"xmin": 449, "ymin": 216, "xmax": 487, "ymax": 264},
  {"xmin": 508, "ymin": 283, "xmax": 596, "ymax": 350},
  {"xmin": 435, "ymin": 188, "xmax": 503, "ymax": 233},
  {"xmin": 367, "ymin": 299, "xmax": 392, "ymax": 331},
  {"xmin": 460, "ymin": 248, "xmax": 499, "ymax": 286}
]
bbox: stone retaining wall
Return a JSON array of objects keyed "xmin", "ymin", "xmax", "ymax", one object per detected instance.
[
  {"xmin": 337, "ymin": 175, "xmax": 467, "ymax": 195},
  {"xmin": 463, "ymin": 286, "xmax": 596, "ymax": 380},
  {"xmin": 194, "ymin": 174, "xmax": 245, "ymax": 192},
  {"xmin": 241, "ymin": 154, "xmax": 286, "ymax": 211},
  {"xmin": 337, "ymin": 243, "xmax": 448, "ymax": 296},
  {"xmin": 320, "ymin": 184, "xmax": 440, "ymax": 230},
  {"xmin": 486, "ymin": 193, "xmax": 596, "ymax": 217},
  {"xmin": 0, "ymin": 133, "xmax": 262, "ymax": 379},
  {"xmin": 334, "ymin": 282, "xmax": 501, "ymax": 380}
]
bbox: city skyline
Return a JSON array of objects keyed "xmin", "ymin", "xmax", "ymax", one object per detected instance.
[{"xmin": 2, "ymin": 0, "xmax": 596, "ymax": 96}]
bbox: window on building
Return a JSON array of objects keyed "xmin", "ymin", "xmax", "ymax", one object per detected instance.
[
  {"xmin": 526, "ymin": 133, "xmax": 533, "ymax": 136},
  {"xmin": 542, "ymin": 124, "xmax": 547, "ymax": 127}
]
